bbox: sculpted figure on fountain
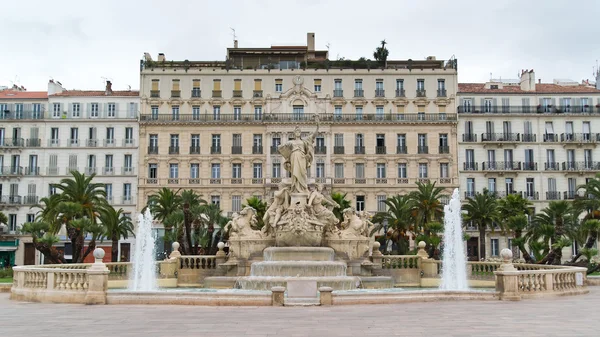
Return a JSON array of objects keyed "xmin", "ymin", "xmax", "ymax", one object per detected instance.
[
  {"xmin": 262, "ymin": 182, "xmax": 290, "ymax": 236},
  {"xmin": 308, "ymin": 184, "xmax": 340, "ymax": 231},
  {"xmin": 336, "ymin": 208, "xmax": 370, "ymax": 239},
  {"xmin": 225, "ymin": 207, "xmax": 264, "ymax": 240}
]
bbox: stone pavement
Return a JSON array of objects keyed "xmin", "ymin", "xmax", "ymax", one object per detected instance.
[{"xmin": 0, "ymin": 289, "xmax": 597, "ymax": 337}]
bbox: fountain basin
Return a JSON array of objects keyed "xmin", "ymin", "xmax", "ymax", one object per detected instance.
[
  {"xmin": 263, "ymin": 247, "xmax": 335, "ymax": 261},
  {"xmin": 235, "ymin": 276, "xmax": 360, "ymax": 291},
  {"xmin": 228, "ymin": 238, "xmax": 275, "ymax": 260},
  {"xmin": 250, "ymin": 261, "xmax": 347, "ymax": 277},
  {"xmin": 325, "ymin": 238, "xmax": 370, "ymax": 260}
]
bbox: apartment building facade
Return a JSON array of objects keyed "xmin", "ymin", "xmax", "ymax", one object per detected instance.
[
  {"xmin": 458, "ymin": 69, "xmax": 600, "ymax": 260},
  {"xmin": 138, "ymin": 33, "xmax": 460, "ymax": 218},
  {"xmin": 0, "ymin": 81, "xmax": 140, "ymax": 265}
]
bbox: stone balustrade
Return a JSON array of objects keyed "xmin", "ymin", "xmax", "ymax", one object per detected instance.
[
  {"xmin": 381, "ymin": 255, "xmax": 420, "ymax": 269},
  {"xmin": 177, "ymin": 255, "xmax": 221, "ymax": 287}
]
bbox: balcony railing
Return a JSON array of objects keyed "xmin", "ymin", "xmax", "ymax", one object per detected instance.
[
  {"xmin": 121, "ymin": 196, "xmax": 134, "ymax": 205},
  {"xmin": 148, "ymin": 146, "xmax": 159, "ymax": 154},
  {"xmin": 522, "ymin": 134, "xmax": 536, "ymax": 142},
  {"xmin": 0, "ymin": 195, "xmax": 22, "ymax": 205},
  {"xmin": 123, "ymin": 139, "xmax": 135, "ymax": 147},
  {"xmin": 464, "ymin": 191, "xmax": 476, "ymax": 199},
  {"xmin": 375, "ymin": 89, "xmax": 385, "ymax": 97},
  {"xmin": 168, "ymin": 146, "xmax": 180, "ymax": 154},
  {"xmin": 85, "ymin": 167, "xmax": 97, "ymax": 175},
  {"xmin": 543, "ymin": 134, "xmax": 558, "ymax": 142},
  {"xmin": 140, "ymin": 113, "xmax": 457, "ymax": 124},
  {"xmin": 23, "ymin": 195, "xmax": 38, "ymax": 205},
  {"xmin": 0, "ymin": 166, "xmax": 23, "ymax": 176},
  {"xmin": 560, "ymin": 133, "xmax": 600, "ymax": 143},
  {"xmin": 463, "ymin": 162, "xmax": 478, "ymax": 171},
  {"xmin": 354, "ymin": 89, "xmax": 364, "ymax": 97},
  {"xmin": 0, "ymin": 138, "xmax": 24, "ymax": 148},
  {"xmin": 439, "ymin": 146, "xmax": 449, "ymax": 154},
  {"xmin": 104, "ymin": 139, "xmax": 116, "ymax": 147},
  {"xmin": 458, "ymin": 105, "xmax": 600, "ymax": 114},
  {"xmin": 47, "ymin": 167, "xmax": 60, "ymax": 175},
  {"xmin": 190, "ymin": 146, "xmax": 200, "ymax": 154},
  {"xmin": 212, "ymin": 90, "xmax": 222, "ymax": 98},
  {"xmin": 86, "ymin": 139, "xmax": 98, "ymax": 147},
  {"xmin": 232, "ymin": 90, "xmax": 243, "ymax": 98},
  {"xmin": 462, "ymin": 134, "xmax": 477, "ymax": 142},
  {"xmin": 375, "ymin": 146, "xmax": 386, "ymax": 154},
  {"xmin": 171, "ymin": 90, "xmax": 181, "ymax": 98},
  {"xmin": 252, "ymin": 145, "xmax": 263, "ymax": 154},
  {"xmin": 395, "ymin": 89, "xmax": 405, "ymax": 97},
  {"xmin": 482, "ymin": 161, "xmax": 522, "ymax": 171},
  {"xmin": 231, "ymin": 146, "xmax": 242, "ymax": 154},
  {"xmin": 333, "ymin": 89, "xmax": 343, "ymax": 97},
  {"xmin": 122, "ymin": 167, "xmax": 134, "ymax": 175},
  {"xmin": 562, "ymin": 161, "xmax": 600, "ymax": 171},
  {"xmin": 150, "ymin": 90, "xmax": 160, "ymax": 98},
  {"xmin": 270, "ymin": 146, "xmax": 279, "ymax": 154},
  {"xmin": 396, "ymin": 146, "xmax": 407, "ymax": 154},
  {"xmin": 68, "ymin": 139, "xmax": 79, "ymax": 147},
  {"xmin": 334, "ymin": 146, "xmax": 345, "ymax": 154},
  {"xmin": 25, "ymin": 167, "xmax": 39, "ymax": 176},
  {"xmin": 146, "ymin": 178, "xmax": 158, "ymax": 184},
  {"xmin": 314, "ymin": 146, "xmax": 326, "ymax": 154},
  {"xmin": 522, "ymin": 162, "xmax": 537, "ymax": 171},
  {"xmin": 354, "ymin": 146, "xmax": 365, "ymax": 154},
  {"xmin": 0, "ymin": 108, "xmax": 45, "ymax": 120},
  {"xmin": 191, "ymin": 89, "xmax": 201, "ymax": 98},
  {"xmin": 253, "ymin": 90, "xmax": 263, "ymax": 98},
  {"xmin": 546, "ymin": 191, "xmax": 561, "ymax": 200},
  {"xmin": 416, "ymin": 89, "xmax": 426, "ymax": 97},
  {"xmin": 102, "ymin": 167, "xmax": 114, "ymax": 175},
  {"xmin": 437, "ymin": 89, "xmax": 447, "ymax": 97},
  {"xmin": 417, "ymin": 146, "xmax": 428, "ymax": 154},
  {"xmin": 481, "ymin": 133, "xmax": 520, "ymax": 142},
  {"xmin": 545, "ymin": 162, "xmax": 560, "ymax": 171},
  {"xmin": 563, "ymin": 190, "xmax": 584, "ymax": 200},
  {"xmin": 211, "ymin": 146, "xmax": 221, "ymax": 154}
]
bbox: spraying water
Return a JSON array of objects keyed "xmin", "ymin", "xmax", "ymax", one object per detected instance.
[
  {"xmin": 129, "ymin": 209, "xmax": 157, "ymax": 291},
  {"xmin": 440, "ymin": 189, "xmax": 468, "ymax": 290}
]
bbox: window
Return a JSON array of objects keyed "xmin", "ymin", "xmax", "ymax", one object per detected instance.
[
  {"xmin": 316, "ymin": 161, "xmax": 325, "ymax": 178},
  {"xmin": 377, "ymin": 195, "xmax": 387, "ymax": 212},
  {"xmin": 356, "ymin": 195, "xmax": 365, "ymax": 212},
  {"xmin": 355, "ymin": 106, "xmax": 363, "ymax": 119},
  {"xmin": 254, "ymin": 106, "xmax": 262, "ymax": 120},
  {"xmin": 275, "ymin": 79, "xmax": 283, "ymax": 92},
  {"xmin": 190, "ymin": 163, "xmax": 199, "ymax": 179},
  {"xmin": 191, "ymin": 134, "xmax": 200, "ymax": 148},
  {"xmin": 125, "ymin": 127, "xmax": 133, "ymax": 144},
  {"xmin": 314, "ymin": 79, "xmax": 321, "ymax": 92},
  {"xmin": 272, "ymin": 162, "xmax": 281, "ymax": 178},
  {"xmin": 466, "ymin": 178, "xmax": 475, "ymax": 196},
  {"xmin": 355, "ymin": 163, "xmax": 365, "ymax": 179},
  {"xmin": 334, "ymin": 79, "xmax": 342, "ymax": 90},
  {"xmin": 439, "ymin": 134, "xmax": 448, "ymax": 147},
  {"xmin": 398, "ymin": 163, "xmax": 407, "ymax": 178},
  {"xmin": 335, "ymin": 163, "xmax": 344, "ymax": 178},
  {"xmin": 376, "ymin": 105, "xmax": 384, "ymax": 119},
  {"xmin": 583, "ymin": 121, "xmax": 591, "ymax": 141},
  {"xmin": 334, "ymin": 133, "xmax": 344, "ymax": 147},
  {"xmin": 149, "ymin": 134, "xmax": 158, "ymax": 148},
  {"xmin": 148, "ymin": 163, "xmax": 157, "ymax": 179},
  {"xmin": 72, "ymin": 103, "xmax": 80, "ymax": 117},
  {"xmin": 107, "ymin": 103, "xmax": 116, "ymax": 117},
  {"xmin": 170, "ymin": 134, "xmax": 179, "ymax": 148},
  {"xmin": 53, "ymin": 103, "xmax": 61, "ymax": 118},
  {"xmin": 213, "ymin": 106, "xmax": 220, "ymax": 120},
  {"xmin": 462, "ymin": 99, "xmax": 472, "ymax": 113},
  {"xmin": 376, "ymin": 163, "xmax": 386, "ymax": 178},
  {"xmin": 253, "ymin": 134, "xmax": 263, "ymax": 147},
  {"xmin": 543, "ymin": 98, "xmax": 552, "ymax": 112},
  {"xmin": 123, "ymin": 183, "xmax": 132, "ymax": 200},
  {"xmin": 418, "ymin": 163, "xmax": 428, "ymax": 178},
  {"xmin": 355, "ymin": 134, "xmax": 364, "ymax": 147},
  {"xmin": 584, "ymin": 149, "xmax": 593, "ymax": 168},
  {"xmin": 440, "ymin": 163, "xmax": 449, "ymax": 178},
  {"xmin": 232, "ymin": 163, "xmax": 242, "ymax": 178},
  {"xmin": 505, "ymin": 178, "xmax": 514, "ymax": 193},
  {"xmin": 105, "ymin": 183, "xmax": 113, "ymax": 200},
  {"xmin": 397, "ymin": 134, "xmax": 406, "ymax": 153},
  {"xmin": 171, "ymin": 105, "xmax": 179, "ymax": 120},
  {"xmin": 491, "ymin": 238, "xmax": 499, "ymax": 256},
  {"xmin": 8, "ymin": 214, "xmax": 16, "ymax": 232},
  {"xmin": 211, "ymin": 163, "xmax": 221, "ymax": 179},
  {"xmin": 232, "ymin": 195, "xmax": 242, "ymax": 213},
  {"xmin": 70, "ymin": 128, "xmax": 79, "ymax": 145},
  {"xmin": 192, "ymin": 79, "xmax": 201, "ymax": 97},
  {"xmin": 526, "ymin": 178, "xmax": 535, "ymax": 199},
  {"xmin": 437, "ymin": 79, "xmax": 445, "ymax": 91},
  {"xmin": 334, "ymin": 105, "xmax": 342, "ymax": 119},
  {"xmin": 151, "ymin": 105, "xmax": 158, "ymax": 119},
  {"xmin": 563, "ymin": 98, "xmax": 571, "ymax": 112},
  {"xmin": 417, "ymin": 79, "xmax": 424, "ymax": 91},
  {"xmin": 212, "ymin": 134, "xmax": 221, "ymax": 148},
  {"xmin": 26, "ymin": 213, "xmax": 35, "ymax": 223},
  {"xmin": 211, "ymin": 195, "xmax": 221, "ymax": 207},
  {"xmin": 582, "ymin": 98, "xmax": 590, "ymax": 112},
  {"xmin": 293, "ymin": 105, "xmax": 304, "ymax": 120},
  {"xmin": 253, "ymin": 163, "xmax": 262, "ymax": 179},
  {"xmin": 354, "ymin": 79, "xmax": 363, "ymax": 90},
  {"xmin": 193, "ymin": 106, "xmax": 201, "ymax": 120},
  {"xmin": 376, "ymin": 80, "xmax": 384, "ymax": 91},
  {"xmin": 488, "ymin": 178, "xmax": 496, "ymax": 193},
  {"xmin": 169, "ymin": 163, "xmax": 179, "ymax": 179},
  {"xmin": 105, "ymin": 154, "xmax": 113, "ymax": 169},
  {"xmin": 106, "ymin": 127, "xmax": 115, "ymax": 144},
  {"xmin": 316, "ymin": 136, "xmax": 325, "ymax": 149}
]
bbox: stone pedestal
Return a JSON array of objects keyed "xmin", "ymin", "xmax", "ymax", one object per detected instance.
[
  {"xmin": 319, "ymin": 286, "xmax": 333, "ymax": 306},
  {"xmin": 271, "ymin": 286, "xmax": 285, "ymax": 306},
  {"xmin": 228, "ymin": 238, "xmax": 275, "ymax": 260},
  {"xmin": 494, "ymin": 271, "xmax": 521, "ymax": 301},
  {"xmin": 371, "ymin": 242, "xmax": 383, "ymax": 270},
  {"xmin": 326, "ymin": 238, "xmax": 370, "ymax": 260},
  {"xmin": 289, "ymin": 193, "xmax": 309, "ymax": 207},
  {"xmin": 84, "ymin": 248, "xmax": 109, "ymax": 305}
]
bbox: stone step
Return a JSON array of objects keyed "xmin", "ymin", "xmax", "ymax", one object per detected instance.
[
  {"xmin": 263, "ymin": 247, "xmax": 335, "ymax": 261},
  {"xmin": 250, "ymin": 261, "xmax": 347, "ymax": 277},
  {"xmin": 236, "ymin": 276, "xmax": 360, "ymax": 291}
]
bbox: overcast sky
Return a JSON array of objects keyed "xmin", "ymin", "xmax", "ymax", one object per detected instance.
[{"xmin": 1, "ymin": 0, "xmax": 599, "ymax": 91}]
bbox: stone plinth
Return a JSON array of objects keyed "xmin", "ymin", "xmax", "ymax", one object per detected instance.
[
  {"xmin": 227, "ymin": 238, "xmax": 275, "ymax": 260},
  {"xmin": 325, "ymin": 238, "xmax": 370, "ymax": 260}
]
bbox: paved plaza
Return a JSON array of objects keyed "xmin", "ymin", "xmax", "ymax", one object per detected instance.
[{"xmin": 0, "ymin": 289, "xmax": 597, "ymax": 337}]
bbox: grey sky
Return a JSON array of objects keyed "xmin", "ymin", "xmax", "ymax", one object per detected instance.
[{"xmin": 2, "ymin": 0, "xmax": 599, "ymax": 91}]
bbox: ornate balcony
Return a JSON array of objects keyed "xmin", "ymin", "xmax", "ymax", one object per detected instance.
[
  {"xmin": 481, "ymin": 161, "xmax": 522, "ymax": 171},
  {"xmin": 333, "ymin": 146, "xmax": 344, "ymax": 154},
  {"xmin": 375, "ymin": 146, "xmax": 386, "ymax": 154},
  {"xmin": 231, "ymin": 146, "xmax": 242, "ymax": 154},
  {"xmin": 190, "ymin": 146, "xmax": 200, "ymax": 154},
  {"xmin": 396, "ymin": 146, "xmax": 407, "ymax": 154},
  {"xmin": 252, "ymin": 145, "xmax": 263, "ymax": 154}
]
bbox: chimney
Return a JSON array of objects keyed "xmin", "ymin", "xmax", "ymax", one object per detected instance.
[
  {"xmin": 158, "ymin": 53, "xmax": 165, "ymax": 62},
  {"xmin": 307, "ymin": 32, "xmax": 315, "ymax": 52},
  {"xmin": 596, "ymin": 70, "xmax": 600, "ymax": 90},
  {"xmin": 105, "ymin": 81, "xmax": 113, "ymax": 95},
  {"xmin": 520, "ymin": 69, "xmax": 536, "ymax": 91},
  {"xmin": 48, "ymin": 79, "xmax": 65, "ymax": 95},
  {"xmin": 234, "ymin": 40, "xmax": 238, "ymax": 48}
]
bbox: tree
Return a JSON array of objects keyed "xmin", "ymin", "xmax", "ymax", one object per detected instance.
[
  {"xmin": 373, "ymin": 39, "xmax": 389, "ymax": 67},
  {"xmin": 0, "ymin": 211, "xmax": 7, "ymax": 236},
  {"xmin": 504, "ymin": 215, "xmax": 536, "ymax": 263},
  {"xmin": 180, "ymin": 189, "xmax": 206, "ymax": 254},
  {"xmin": 409, "ymin": 181, "xmax": 445, "ymax": 256},
  {"xmin": 331, "ymin": 192, "xmax": 351, "ymax": 223},
  {"xmin": 463, "ymin": 189, "xmax": 500, "ymax": 260},
  {"xmin": 196, "ymin": 203, "xmax": 229, "ymax": 254},
  {"xmin": 100, "ymin": 207, "xmax": 134, "ymax": 262},
  {"xmin": 243, "ymin": 196, "xmax": 267, "ymax": 230},
  {"xmin": 371, "ymin": 195, "xmax": 413, "ymax": 254},
  {"xmin": 533, "ymin": 201, "xmax": 575, "ymax": 265},
  {"xmin": 148, "ymin": 188, "xmax": 182, "ymax": 252},
  {"xmin": 498, "ymin": 193, "xmax": 533, "ymax": 262},
  {"xmin": 20, "ymin": 221, "xmax": 66, "ymax": 264}
]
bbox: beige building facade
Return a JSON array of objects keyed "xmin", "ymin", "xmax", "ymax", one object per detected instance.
[
  {"xmin": 458, "ymin": 69, "xmax": 600, "ymax": 260},
  {"xmin": 138, "ymin": 33, "xmax": 460, "ymax": 216}
]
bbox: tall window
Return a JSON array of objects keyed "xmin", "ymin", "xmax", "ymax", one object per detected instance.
[
  {"xmin": 90, "ymin": 103, "xmax": 99, "ymax": 118},
  {"xmin": 376, "ymin": 163, "xmax": 386, "ymax": 179},
  {"xmin": 151, "ymin": 105, "xmax": 158, "ymax": 119},
  {"xmin": 232, "ymin": 196, "xmax": 242, "ymax": 212},
  {"xmin": 212, "ymin": 134, "xmax": 221, "ymax": 148},
  {"xmin": 124, "ymin": 183, "xmax": 132, "ymax": 201},
  {"xmin": 335, "ymin": 163, "xmax": 344, "ymax": 178},
  {"xmin": 171, "ymin": 105, "xmax": 179, "ymax": 120},
  {"xmin": 377, "ymin": 195, "xmax": 387, "ymax": 212},
  {"xmin": 232, "ymin": 163, "xmax": 242, "ymax": 178},
  {"xmin": 355, "ymin": 134, "xmax": 364, "ymax": 147},
  {"xmin": 417, "ymin": 79, "xmax": 425, "ymax": 91},
  {"xmin": 488, "ymin": 178, "xmax": 496, "ymax": 193},
  {"xmin": 211, "ymin": 195, "xmax": 221, "ymax": 207},
  {"xmin": 356, "ymin": 196, "xmax": 365, "ymax": 212},
  {"xmin": 72, "ymin": 103, "xmax": 80, "ymax": 118},
  {"xmin": 169, "ymin": 163, "xmax": 179, "ymax": 178},
  {"xmin": 398, "ymin": 163, "xmax": 407, "ymax": 178},
  {"xmin": 272, "ymin": 161, "xmax": 281, "ymax": 178},
  {"xmin": 192, "ymin": 106, "xmax": 201, "ymax": 120},
  {"xmin": 170, "ymin": 134, "xmax": 179, "ymax": 148},
  {"xmin": 334, "ymin": 105, "xmax": 342, "ymax": 119},
  {"xmin": 190, "ymin": 163, "xmax": 199, "ymax": 179},
  {"xmin": 53, "ymin": 103, "xmax": 61, "ymax": 118},
  {"xmin": 107, "ymin": 103, "xmax": 116, "ymax": 117},
  {"xmin": 148, "ymin": 163, "xmax": 157, "ymax": 179},
  {"xmin": 233, "ymin": 106, "xmax": 241, "ymax": 120},
  {"xmin": 191, "ymin": 134, "xmax": 200, "ymax": 148},
  {"xmin": 253, "ymin": 163, "xmax": 263, "ymax": 179},
  {"xmin": 316, "ymin": 160, "xmax": 325, "ymax": 178},
  {"xmin": 491, "ymin": 238, "xmax": 499, "ymax": 256},
  {"xmin": 440, "ymin": 163, "xmax": 449, "ymax": 178},
  {"xmin": 213, "ymin": 106, "xmax": 220, "ymax": 120},
  {"xmin": 149, "ymin": 134, "xmax": 158, "ymax": 148},
  {"xmin": 211, "ymin": 163, "xmax": 221, "ymax": 179},
  {"xmin": 418, "ymin": 163, "xmax": 428, "ymax": 178},
  {"xmin": 355, "ymin": 163, "xmax": 365, "ymax": 179},
  {"xmin": 254, "ymin": 106, "xmax": 262, "ymax": 120},
  {"xmin": 293, "ymin": 105, "xmax": 304, "ymax": 120}
]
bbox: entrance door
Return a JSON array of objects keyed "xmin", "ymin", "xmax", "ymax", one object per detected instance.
[
  {"xmin": 467, "ymin": 237, "xmax": 479, "ymax": 261},
  {"xmin": 24, "ymin": 243, "xmax": 36, "ymax": 265},
  {"xmin": 120, "ymin": 243, "xmax": 131, "ymax": 262}
]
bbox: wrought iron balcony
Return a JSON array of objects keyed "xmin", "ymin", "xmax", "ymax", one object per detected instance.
[
  {"xmin": 463, "ymin": 162, "xmax": 478, "ymax": 171},
  {"xmin": 25, "ymin": 138, "xmax": 40, "ymax": 147},
  {"xmin": 0, "ymin": 107, "xmax": 45, "ymax": 120},
  {"xmin": 171, "ymin": 90, "xmax": 181, "ymax": 98},
  {"xmin": 23, "ymin": 195, "xmax": 38, "ymax": 205},
  {"xmin": 252, "ymin": 145, "xmax": 263, "ymax": 154},
  {"xmin": 375, "ymin": 146, "xmax": 386, "ymax": 154},
  {"xmin": 482, "ymin": 161, "xmax": 522, "ymax": 171},
  {"xmin": 0, "ymin": 166, "xmax": 23, "ymax": 176},
  {"xmin": 253, "ymin": 90, "xmax": 263, "ymax": 98},
  {"xmin": 395, "ymin": 89, "xmax": 405, "ymax": 97},
  {"xmin": 546, "ymin": 191, "xmax": 561, "ymax": 200},
  {"xmin": 168, "ymin": 146, "xmax": 180, "ymax": 154},
  {"xmin": 47, "ymin": 167, "xmax": 60, "ymax": 175},
  {"xmin": 270, "ymin": 146, "xmax": 279, "ymax": 154},
  {"xmin": 314, "ymin": 146, "xmax": 327, "ymax": 154},
  {"xmin": 25, "ymin": 167, "xmax": 39, "ymax": 176},
  {"xmin": 437, "ymin": 89, "xmax": 447, "ymax": 97},
  {"xmin": 439, "ymin": 146, "xmax": 450, "ymax": 154},
  {"xmin": 481, "ymin": 133, "xmax": 520, "ymax": 142},
  {"xmin": 123, "ymin": 139, "xmax": 135, "ymax": 147},
  {"xmin": 232, "ymin": 90, "xmax": 243, "ymax": 98},
  {"xmin": 333, "ymin": 89, "xmax": 343, "ymax": 97},
  {"xmin": 191, "ymin": 88, "xmax": 201, "ymax": 98},
  {"xmin": 102, "ymin": 167, "xmax": 114, "ymax": 175},
  {"xmin": 334, "ymin": 146, "xmax": 345, "ymax": 154},
  {"xmin": 417, "ymin": 146, "xmax": 428, "ymax": 154},
  {"xmin": 104, "ymin": 139, "xmax": 116, "ymax": 147},
  {"xmin": 464, "ymin": 191, "xmax": 476, "ymax": 199},
  {"xmin": 150, "ymin": 90, "xmax": 160, "ymax": 98},
  {"xmin": 458, "ymin": 105, "xmax": 599, "ymax": 114},
  {"xmin": 122, "ymin": 167, "xmax": 134, "ymax": 175},
  {"xmin": 354, "ymin": 89, "xmax": 364, "ymax": 97},
  {"xmin": 212, "ymin": 90, "xmax": 222, "ymax": 98},
  {"xmin": 86, "ymin": 139, "xmax": 98, "ymax": 147},
  {"xmin": 545, "ymin": 162, "xmax": 560, "ymax": 171},
  {"xmin": 543, "ymin": 134, "xmax": 558, "ymax": 142},
  {"xmin": 375, "ymin": 89, "xmax": 385, "ymax": 97},
  {"xmin": 563, "ymin": 190, "xmax": 584, "ymax": 200},
  {"xmin": 48, "ymin": 139, "xmax": 60, "ymax": 147},
  {"xmin": 522, "ymin": 162, "xmax": 537, "ymax": 171},
  {"xmin": 0, "ymin": 138, "xmax": 24, "ymax": 148},
  {"xmin": 354, "ymin": 146, "xmax": 365, "ymax": 154},
  {"xmin": 231, "ymin": 146, "xmax": 242, "ymax": 154},
  {"xmin": 416, "ymin": 89, "xmax": 426, "ymax": 97},
  {"xmin": 560, "ymin": 133, "xmax": 599, "ymax": 143},
  {"xmin": 462, "ymin": 134, "xmax": 477, "ymax": 142},
  {"xmin": 84, "ymin": 167, "xmax": 97, "ymax": 175},
  {"xmin": 562, "ymin": 161, "xmax": 600, "ymax": 171},
  {"xmin": 68, "ymin": 139, "xmax": 79, "ymax": 147},
  {"xmin": 211, "ymin": 146, "xmax": 221, "ymax": 154},
  {"xmin": 148, "ymin": 146, "xmax": 159, "ymax": 154},
  {"xmin": 190, "ymin": 146, "xmax": 200, "ymax": 154},
  {"xmin": 521, "ymin": 134, "xmax": 536, "ymax": 142},
  {"xmin": 396, "ymin": 146, "xmax": 407, "ymax": 154}
]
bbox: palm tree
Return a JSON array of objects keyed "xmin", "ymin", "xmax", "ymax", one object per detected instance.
[
  {"xmin": 371, "ymin": 195, "xmax": 413, "ymax": 254},
  {"xmin": 571, "ymin": 219, "xmax": 600, "ymax": 265},
  {"xmin": 243, "ymin": 196, "xmax": 267, "ymax": 230},
  {"xmin": 0, "ymin": 211, "xmax": 7, "ymax": 235},
  {"xmin": 505, "ymin": 215, "xmax": 536, "ymax": 263},
  {"xmin": 33, "ymin": 194, "xmax": 64, "ymax": 234},
  {"xmin": 148, "ymin": 188, "xmax": 182, "ymax": 252},
  {"xmin": 331, "ymin": 192, "xmax": 351, "ymax": 223},
  {"xmin": 498, "ymin": 193, "xmax": 533, "ymax": 259},
  {"xmin": 100, "ymin": 207, "xmax": 134, "ymax": 262},
  {"xmin": 20, "ymin": 221, "xmax": 66, "ymax": 264},
  {"xmin": 409, "ymin": 181, "xmax": 445, "ymax": 255},
  {"xmin": 197, "ymin": 203, "xmax": 228, "ymax": 254},
  {"xmin": 498, "ymin": 193, "xmax": 532, "ymax": 220},
  {"xmin": 373, "ymin": 39, "xmax": 389, "ymax": 67},
  {"xmin": 180, "ymin": 189, "xmax": 205, "ymax": 254},
  {"xmin": 463, "ymin": 189, "xmax": 500, "ymax": 260},
  {"xmin": 533, "ymin": 201, "xmax": 574, "ymax": 265}
]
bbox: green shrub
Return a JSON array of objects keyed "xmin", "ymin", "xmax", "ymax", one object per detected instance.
[{"xmin": 0, "ymin": 267, "xmax": 13, "ymax": 278}]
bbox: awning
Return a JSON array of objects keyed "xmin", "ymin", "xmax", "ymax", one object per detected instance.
[{"xmin": 0, "ymin": 247, "xmax": 17, "ymax": 252}]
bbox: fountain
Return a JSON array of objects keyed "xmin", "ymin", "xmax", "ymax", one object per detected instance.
[
  {"xmin": 129, "ymin": 209, "xmax": 157, "ymax": 291},
  {"xmin": 440, "ymin": 189, "xmax": 468, "ymax": 290}
]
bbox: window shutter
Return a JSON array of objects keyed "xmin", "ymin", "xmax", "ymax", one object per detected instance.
[
  {"xmin": 68, "ymin": 103, "xmax": 73, "ymax": 117},
  {"xmin": 151, "ymin": 80, "xmax": 159, "ymax": 91},
  {"xmin": 551, "ymin": 98, "xmax": 556, "ymax": 106},
  {"xmin": 254, "ymin": 79, "xmax": 261, "ymax": 91},
  {"xmin": 103, "ymin": 103, "xmax": 108, "ymax": 118},
  {"xmin": 172, "ymin": 80, "xmax": 180, "ymax": 91},
  {"xmin": 213, "ymin": 80, "xmax": 221, "ymax": 91},
  {"xmin": 114, "ymin": 103, "xmax": 119, "ymax": 117},
  {"xmin": 234, "ymin": 79, "xmax": 242, "ymax": 91},
  {"xmin": 193, "ymin": 79, "xmax": 200, "ymax": 88},
  {"xmin": 492, "ymin": 98, "xmax": 497, "ymax": 113}
]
